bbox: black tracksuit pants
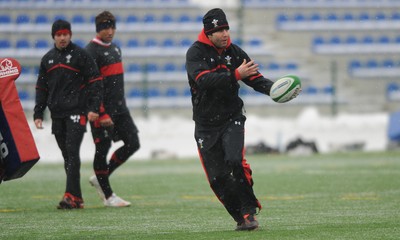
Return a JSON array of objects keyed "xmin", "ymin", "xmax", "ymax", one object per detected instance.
[{"xmin": 195, "ymin": 115, "xmax": 261, "ymax": 223}]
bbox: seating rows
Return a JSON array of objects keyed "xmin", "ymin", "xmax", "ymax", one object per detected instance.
[
  {"xmin": 312, "ymin": 35, "xmax": 400, "ymax": 54},
  {"xmin": 0, "ymin": 13, "xmax": 202, "ymax": 25},
  {"xmin": 276, "ymin": 11, "xmax": 400, "ymax": 31},
  {"xmin": 387, "ymin": 83, "xmax": 400, "ymax": 101},
  {"xmin": 348, "ymin": 59, "xmax": 400, "ymax": 78},
  {"xmin": 244, "ymin": 0, "xmax": 400, "ymax": 8}
]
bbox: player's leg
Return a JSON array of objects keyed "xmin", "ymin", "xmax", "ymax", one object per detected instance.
[{"xmin": 108, "ymin": 112, "xmax": 139, "ymax": 174}]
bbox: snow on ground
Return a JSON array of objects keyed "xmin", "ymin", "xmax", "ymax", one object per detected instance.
[{"xmin": 30, "ymin": 107, "xmax": 389, "ymax": 163}]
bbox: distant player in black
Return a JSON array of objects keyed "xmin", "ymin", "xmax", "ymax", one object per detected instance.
[
  {"xmin": 85, "ymin": 11, "xmax": 140, "ymax": 207},
  {"xmin": 34, "ymin": 19, "xmax": 103, "ymax": 209},
  {"xmin": 186, "ymin": 8, "xmax": 275, "ymax": 230}
]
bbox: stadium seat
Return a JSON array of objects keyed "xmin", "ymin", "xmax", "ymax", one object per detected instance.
[
  {"xmin": 329, "ymin": 36, "xmax": 341, "ymax": 44},
  {"xmin": 18, "ymin": 90, "xmax": 30, "ymax": 100},
  {"xmin": 165, "ymin": 87, "xmax": 179, "ymax": 97},
  {"xmin": 53, "ymin": 14, "xmax": 67, "ymax": 21},
  {"xmin": 293, "ymin": 13, "xmax": 305, "ymax": 22},
  {"xmin": 160, "ymin": 14, "xmax": 174, "ymax": 23},
  {"xmin": 375, "ymin": 12, "xmax": 386, "ymax": 21},
  {"xmin": 71, "ymin": 14, "xmax": 85, "ymax": 24},
  {"xmin": 128, "ymin": 88, "xmax": 143, "ymax": 98},
  {"xmin": 35, "ymin": 39, "xmax": 49, "ymax": 49},
  {"xmin": 248, "ymin": 38, "xmax": 262, "ymax": 47},
  {"xmin": 362, "ymin": 35, "xmax": 374, "ymax": 44},
  {"xmin": 127, "ymin": 63, "xmax": 141, "ymax": 73},
  {"xmin": 143, "ymin": 14, "xmax": 156, "ymax": 23},
  {"xmin": 144, "ymin": 38, "xmax": 157, "ymax": 47},
  {"xmin": 127, "ymin": 39, "xmax": 140, "ymax": 48},
  {"xmin": 285, "ymin": 62, "xmax": 298, "ymax": 70},
  {"xmin": 74, "ymin": 39, "xmax": 85, "ymax": 48},
  {"xmin": 359, "ymin": 12, "xmax": 370, "ymax": 21},
  {"xmin": 267, "ymin": 62, "xmax": 280, "ymax": 70},
  {"xmin": 126, "ymin": 14, "xmax": 139, "ymax": 23},
  {"xmin": 313, "ymin": 36, "xmax": 324, "ymax": 45},
  {"xmin": 183, "ymin": 88, "xmax": 191, "ymax": 96},
  {"xmin": 146, "ymin": 63, "xmax": 158, "ymax": 72},
  {"xmin": 0, "ymin": 39, "xmax": 11, "ymax": 49},
  {"xmin": 387, "ymin": 82, "xmax": 399, "ymax": 92},
  {"xmin": 342, "ymin": 12, "xmax": 354, "ymax": 21},
  {"xmin": 391, "ymin": 12, "xmax": 400, "ymax": 20},
  {"xmin": 180, "ymin": 38, "xmax": 192, "ymax": 47},
  {"xmin": 310, "ymin": 12, "xmax": 322, "ymax": 21},
  {"xmin": 0, "ymin": 14, "xmax": 11, "ymax": 24},
  {"xmin": 348, "ymin": 59, "xmax": 362, "ymax": 70},
  {"xmin": 162, "ymin": 38, "xmax": 175, "ymax": 47},
  {"xmin": 147, "ymin": 87, "xmax": 161, "ymax": 97},
  {"xmin": 178, "ymin": 14, "xmax": 191, "ymax": 23},
  {"xmin": 366, "ymin": 59, "xmax": 378, "ymax": 68},
  {"xmin": 113, "ymin": 38, "xmax": 122, "ymax": 47},
  {"xmin": 326, "ymin": 13, "xmax": 338, "ymax": 21},
  {"xmin": 382, "ymin": 59, "xmax": 395, "ymax": 68},
  {"xmin": 16, "ymin": 39, "xmax": 30, "ymax": 49},
  {"xmin": 163, "ymin": 63, "xmax": 176, "ymax": 72},
  {"xmin": 378, "ymin": 35, "xmax": 390, "ymax": 44},
  {"xmin": 16, "ymin": 14, "xmax": 30, "ymax": 24},
  {"xmin": 35, "ymin": 14, "xmax": 49, "ymax": 24},
  {"xmin": 20, "ymin": 66, "xmax": 31, "ymax": 75},
  {"xmin": 322, "ymin": 85, "xmax": 334, "ymax": 94},
  {"xmin": 345, "ymin": 35, "xmax": 358, "ymax": 44},
  {"xmin": 304, "ymin": 86, "xmax": 318, "ymax": 94}
]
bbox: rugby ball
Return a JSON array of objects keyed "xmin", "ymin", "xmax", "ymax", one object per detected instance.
[{"xmin": 270, "ymin": 75, "xmax": 301, "ymax": 103}]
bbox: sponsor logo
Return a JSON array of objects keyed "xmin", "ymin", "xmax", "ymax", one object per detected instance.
[
  {"xmin": 0, "ymin": 131, "xmax": 9, "ymax": 159},
  {"xmin": 0, "ymin": 59, "xmax": 19, "ymax": 79}
]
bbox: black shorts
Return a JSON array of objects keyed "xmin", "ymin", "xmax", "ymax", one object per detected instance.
[
  {"xmin": 90, "ymin": 112, "xmax": 138, "ymax": 143},
  {"xmin": 51, "ymin": 114, "xmax": 87, "ymax": 135}
]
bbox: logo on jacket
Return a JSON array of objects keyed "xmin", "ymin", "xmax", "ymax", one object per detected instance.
[
  {"xmin": 49, "ymin": 59, "xmax": 54, "ymax": 64},
  {"xmin": 198, "ymin": 138, "xmax": 204, "ymax": 149},
  {"xmin": 115, "ymin": 47, "xmax": 120, "ymax": 55},
  {"xmin": 225, "ymin": 55, "xmax": 232, "ymax": 66},
  {"xmin": 0, "ymin": 59, "xmax": 19, "ymax": 79},
  {"xmin": 66, "ymin": 54, "xmax": 72, "ymax": 63},
  {"xmin": 212, "ymin": 19, "xmax": 219, "ymax": 27},
  {"xmin": 70, "ymin": 115, "xmax": 80, "ymax": 123}
]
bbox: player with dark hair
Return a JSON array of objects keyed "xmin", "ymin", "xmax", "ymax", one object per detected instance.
[
  {"xmin": 85, "ymin": 11, "xmax": 140, "ymax": 207},
  {"xmin": 34, "ymin": 19, "xmax": 103, "ymax": 209},
  {"xmin": 185, "ymin": 8, "xmax": 275, "ymax": 230}
]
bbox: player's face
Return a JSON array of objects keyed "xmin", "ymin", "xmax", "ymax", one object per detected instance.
[
  {"xmin": 54, "ymin": 33, "xmax": 71, "ymax": 50},
  {"xmin": 98, "ymin": 27, "xmax": 116, "ymax": 43},
  {"xmin": 208, "ymin": 29, "xmax": 230, "ymax": 49}
]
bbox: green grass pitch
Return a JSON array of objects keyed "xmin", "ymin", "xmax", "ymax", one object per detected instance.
[{"xmin": 1, "ymin": 151, "xmax": 399, "ymax": 239}]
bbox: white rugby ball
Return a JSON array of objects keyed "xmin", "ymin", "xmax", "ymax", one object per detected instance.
[{"xmin": 270, "ymin": 75, "xmax": 301, "ymax": 103}]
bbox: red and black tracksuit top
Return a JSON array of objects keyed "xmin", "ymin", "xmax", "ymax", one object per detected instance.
[
  {"xmin": 34, "ymin": 42, "xmax": 103, "ymax": 120},
  {"xmin": 186, "ymin": 30, "xmax": 274, "ymax": 127},
  {"xmin": 85, "ymin": 37, "xmax": 129, "ymax": 118}
]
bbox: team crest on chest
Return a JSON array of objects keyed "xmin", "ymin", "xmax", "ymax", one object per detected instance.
[
  {"xmin": 65, "ymin": 54, "xmax": 72, "ymax": 63},
  {"xmin": 225, "ymin": 55, "xmax": 232, "ymax": 65}
]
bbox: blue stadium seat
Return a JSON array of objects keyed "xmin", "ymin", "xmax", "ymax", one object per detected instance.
[
  {"xmin": 180, "ymin": 38, "xmax": 192, "ymax": 47},
  {"xmin": 127, "ymin": 63, "xmax": 141, "ymax": 73},
  {"xmin": 285, "ymin": 62, "xmax": 298, "ymax": 70},
  {"xmin": 304, "ymin": 86, "xmax": 318, "ymax": 94},
  {"xmin": 0, "ymin": 39, "xmax": 11, "ymax": 49},
  {"xmin": 35, "ymin": 14, "xmax": 49, "ymax": 24},
  {"xmin": 71, "ymin": 14, "xmax": 85, "ymax": 24},
  {"xmin": 53, "ymin": 14, "xmax": 67, "ymax": 21},
  {"xmin": 391, "ymin": 12, "xmax": 400, "ymax": 20},
  {"xmin": 16, "ymin": 14, "xmax": 30, "ymax": 24},
  {"xmin": 146, "ymin": 63, "xmax": 158, "ymax": 72},
  {"xmin": 74, "ymin": 39, "xmax": 85, "ymax": 48},
  {"xmin": 143, "ymin": 14, "xmax": 156, "ymax": 23},
  {"xmin": 375, "ymin": 12, "xmax": 386, "ymax": 21},
  {"xmin": 310, "ymin": 12, "xmax": 321, "ymax": 21},
  {"xmin": 144, "ymin": 38, "xmax": 157, "ymax": 47},
  {"xmin": 147, "ymin": 88, "xmax": 161, "ymax": 97},
  {"xmin": 161, "ymin": 14, "xmax": 174, "ymax": 23},
  {"xmin": 16, "ymin": 39, "xmax": 30, "ymax": 49},
  {"xmin": 248, "ymin": 38, "xmax": 262, "ymax": 47},
  {"xmin": 382, "ymin": 59, "xmax": 395, "ymax": 68},
  {"xmin": 366, "ymin": 59, "xmax": 378, "ymax": 68},
  {"xmin": 178, "ymin": 14, "xmax": 191, "ymax": 23},
  {"xmin": 183, "ymin": 88, "xmax": 191, "ymax": 96},
  {"xmin": 342, "ymin": 12, "xmax": 354, "ymax": 21},
  {"xmin": 128, "ymin": 88, "xmax": 143, "ymax": 98},
  {"xmin": 395, "ymin": 35, "xmax": 400, "ymax": 43},
  {"xmin": 326, "ymin": 13, "xmax": 338, "ymax": 21},
  {"xmin": 0, "ymin": 14, "xmax": 11, "ymax": 24},
  {"xmin": 345, "ymin": 35, "xmax": 358, "ymax": 44},
  {"xmin": 276, "ymin": 13, "xmax": 288, "ymax": 23},
  {"xmin": 20, "ymin": 66, "xmax": 31, "ymax": 75},
  {"xmin": 162, "ymin": 38, "xmax": 175, "ymax": 47},
  {"xmin": 378, "ymin": 35, "xmax": 390, "ymax": 44},
  {"xmin": 35, "ymin": 39, "xmax": 49, "ymax": 49},
  {"xmin": 165, "ymin": 87, "xmax": 179, "ymax": 97},
  {"xmin": 349, "ymin": 60, "xmax": 361, "ymax": 70},
  {"xmin": 163, "ymin": 63, "xmax": 176, "ymax": 72},
  {"xmin": 126, "ymin": 14, "xmax": 139, "ymax": 23},
  {"xmin": 329, "ymin": 36, "xmax": 341, "ymax": 44},
  {"xmin": 362, "ymin": 35, "xmax": 374, "ymax": 44},
  {"xmin": 267, "ymin": 62, "xmax": 280, "ymax": 70},
  {"xmin": 113, "ymin": 38, "xmax": 122, "ymax": 47},
  {"xmin": 359, "ymin": 12, "xmax": 370, "ymax": 21},
  {"xmin": 322, "ymin": 85, "xmax": 334, "ymax": 94},
  {"xmin": 18, "ymin": 90, "xmax": 30, "ymax": 100},
  {"xmin": 313, "ymin": 36, "xmax": 324, "ymax": 45},
  {"xmin": 195, "ymin": 15, "xmax": 203, "ymax": 23},
  {"xmin": 127, "ymin": 39, "xmax": 140, "ymax": 48},
  {"xmin": 293, "ymin": 13, "xmax": 305, "ymax": 22}
]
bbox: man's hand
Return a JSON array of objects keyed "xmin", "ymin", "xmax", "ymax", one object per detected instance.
[
  {"xmin": 100, "ymin": 118, "xmax": 114, "ymax": 127},
  {"xmin": 87, "ymin": 112, "xmax": 99, "ymax": 122},
  {"xmin": 236, "ymin": 59, "xmax": 259, "ymax": 79},
  {"xmin": 34, "ymin": 119, "xmax": 43, "ymax": 129}
]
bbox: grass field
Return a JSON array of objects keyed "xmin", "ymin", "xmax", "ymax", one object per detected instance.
[{"xmin": 1, "ymin": 151, "xmax": 399, "ymax": 240}]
